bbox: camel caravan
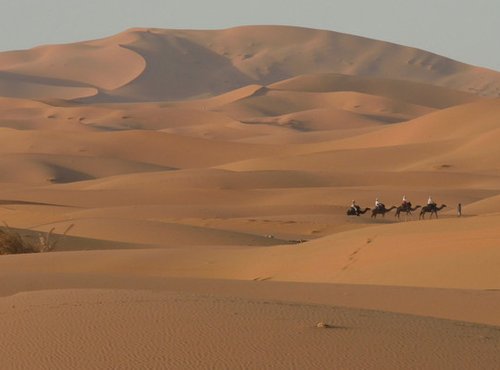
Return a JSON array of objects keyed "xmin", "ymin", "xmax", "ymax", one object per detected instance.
[{"xmin": 348, "ymin": 196, "xmax": 448, "ymax": 220}]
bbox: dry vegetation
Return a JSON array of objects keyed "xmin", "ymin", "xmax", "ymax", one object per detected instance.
[{"xmin": 0, "ymin": 223, "xmax": 73, "ymax": 255}]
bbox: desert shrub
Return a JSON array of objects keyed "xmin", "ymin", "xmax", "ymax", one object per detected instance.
[{"xmin": 0, "ymin": 223, "xmax": 73, "ymax": 255}]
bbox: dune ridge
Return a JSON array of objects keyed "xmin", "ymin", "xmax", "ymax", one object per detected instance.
[{"xmin": 1, "ymin": 25, "xmax": 500, "ymax": 101}]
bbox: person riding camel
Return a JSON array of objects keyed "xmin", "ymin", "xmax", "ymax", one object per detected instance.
[
  {"xmin": 375, "ymin": 198, "xmax": 384, "ymax": 210},
  {"xmin": 351, "ymin": 200, "xmax": 359, "ymax": 215},
  {"xmin": 402, "ymin": 195, "xmax": 410, "ymax": 210},
  {"xmin": 427, "ymin": 195, "xmax": 436, "ymax": 210}
]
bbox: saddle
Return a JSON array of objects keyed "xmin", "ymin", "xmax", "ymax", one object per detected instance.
[{"xmin": 427, "ymin": 203, "xmax": 437, "ymax": 211}]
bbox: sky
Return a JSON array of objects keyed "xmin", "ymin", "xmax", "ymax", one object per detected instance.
[{"xmin": 0, "ymin": 0, "xmax": 498, "ymax": 71}]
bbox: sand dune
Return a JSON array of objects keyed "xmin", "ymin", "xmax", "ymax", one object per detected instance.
[
  {"xmin": 1, "ymin": 25, "xmax": 499, "ymax": 369},
  {"xmin": 0, "ymin": 128, "xmax": 288, "ymax": 175},
  {"xmin": 0, "ymin": 153, "xmax": 171, "ymax": 184},
  {"xmin": 220, "ymin": 98, "xmax": 500, "ymax": 173},
  {"xmin": 270, "ymin": 73, "xmax": 482, "ymax": 109},
  {"xmin": 219, "ymin": 89, "xmax": 434, "ymax": 124},
  {"xmin": 1, "ymin": 25, "xmax": 500, "ymax": 101},
  {"xmin": 460, "ymin": 194, "xmax": 500, "ymax": 215},
  {"xmin": 0, "ymin": 71, "xmax": 97, "ymax": 100},
  {"xmin": 0, "ymin": 37, "xmax": 145, "ymax": 90},
  {"xmin": 5, "ymin": 214, "xmax": 498, "ymax": 290},
  {"xmin": 328, "ymin": 98, "xmax": 500, "ymax": 148},
  {"xmin": 0, "ymin": 288, "xmax": 498, "ymax": 369},
  {"xmin": 240, "ymin": 108, "xmax": 384, "ymax": 132}
]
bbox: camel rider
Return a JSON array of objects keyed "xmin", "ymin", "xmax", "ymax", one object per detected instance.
[
  {"xmin": 402, "ymin": 195, "xmax": 408, "ymax": 207},
  {"xmin": 428, "ymin": 196, "xmax": 436, "ymax": 209},
  {"xmin": 375, "ymin": 198, "xmax": 383, "ymax": 210},
  {"xmin": 351, "ymin": 200, "xmax": 359, "ymax": 214}
]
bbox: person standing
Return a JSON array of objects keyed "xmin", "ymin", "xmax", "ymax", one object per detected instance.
[{"xmin": 457, "ymin": 203, "xmax": 462, "ymax": 217}]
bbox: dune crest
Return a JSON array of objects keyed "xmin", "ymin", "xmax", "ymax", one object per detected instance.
[{"xmin": 1, "ymin": 25, "xmax": 500, "ymax": 102}]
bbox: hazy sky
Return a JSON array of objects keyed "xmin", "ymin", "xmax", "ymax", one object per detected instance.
[{"xmin": 0, "ymin": 0, "xmax": 498, "ymax": 71}]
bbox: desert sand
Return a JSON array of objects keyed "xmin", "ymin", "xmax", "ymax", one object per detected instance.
[{"xmin": 0, "ymin": 25, "xmax": 499, "ymax": 369}]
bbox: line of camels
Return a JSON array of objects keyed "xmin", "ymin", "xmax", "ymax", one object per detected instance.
[{"xmin": 347, "ymin": 202, "xmax": 447, "ymax": 219}]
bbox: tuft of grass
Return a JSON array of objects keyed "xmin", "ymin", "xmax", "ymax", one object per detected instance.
[{"xmin": 0, "ymin": 222, "xmax": 73, "ymax": 255}]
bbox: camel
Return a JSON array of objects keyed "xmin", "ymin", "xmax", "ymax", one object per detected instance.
[
  {"xmin": 346, "ymin": 207, "xmax": 370, "ymax": 216},
  {"xmin": 371, "ymin": 205, "xmax": 396, "ymax": 218},
  {"xmin": 395, "ymin": 203, "xmax": 422, "ymax": 219},
  {"xmin": 419, "ymin": 204, "xmax": 447, "ymax": 219}
]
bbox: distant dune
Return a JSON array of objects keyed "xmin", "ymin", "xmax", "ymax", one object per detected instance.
[
  {"xmin": 1, "ymin": 25, "xmax": 499, "ymax": 101},
  {"xmin": 270, "ymin": 73, "xmax": 481, "ymax": 109}
]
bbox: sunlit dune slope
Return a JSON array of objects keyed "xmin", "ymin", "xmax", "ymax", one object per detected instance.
[
  {"xmin": 270, "ymin": 73, "xmax": 482, "ymax": 109},
  {"xmin": 0, "ymin": 213, "xmax": 498, "ymax": 290},
  {"xmin": 0, "ymin": 127, "xmax": 288, "ymax": 184},
  {"xmin": 221, "ymin": 98, "xmax": 500, "ymax": 172}
]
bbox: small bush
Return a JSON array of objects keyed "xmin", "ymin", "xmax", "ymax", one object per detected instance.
[{"xmin": 0, "ymin": 223, "xmax": 73, "ymax": 255}]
